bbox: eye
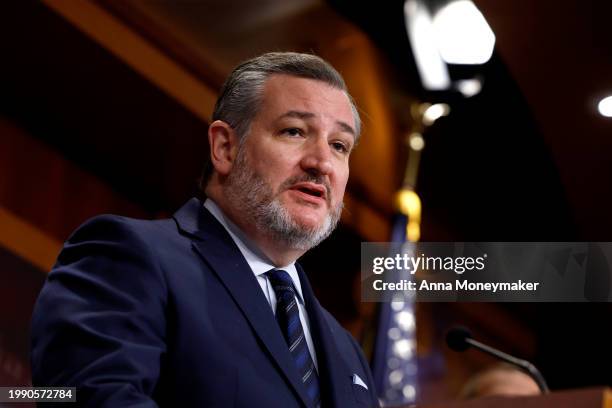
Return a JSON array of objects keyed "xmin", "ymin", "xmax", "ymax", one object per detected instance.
[
  {"xmin": 281, "ymin": 128, "xmax": 304, "ymax": 137},
  {"xmin": 331, "ymin": 141, "xmax": 350, "ymax": 154}
]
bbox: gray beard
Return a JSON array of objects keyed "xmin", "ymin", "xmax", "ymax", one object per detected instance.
[{"xmin": 224, "ymin": 148, "xmax": 343, "ymax": 251}]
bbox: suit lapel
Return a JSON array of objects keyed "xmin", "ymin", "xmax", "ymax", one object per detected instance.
[
  {"xmin": 173, "ymin": 198, "xmax": 312, "ymax": 408},
  {"xmin": 296, "ymin": 264, "xmax": 355, "ymax": 408}
]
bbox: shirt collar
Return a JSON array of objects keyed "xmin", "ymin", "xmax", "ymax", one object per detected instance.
[{"xmin": 203, "ymin": 198, "xmax": 305, "ymax": 302}]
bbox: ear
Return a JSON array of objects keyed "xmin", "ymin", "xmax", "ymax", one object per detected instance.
[{"xmin": 208, "ymin": 120, "xmax": 240, "ymax": 176}]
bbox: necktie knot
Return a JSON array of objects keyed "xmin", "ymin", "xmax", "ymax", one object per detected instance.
[{"xmin": 267, "ymin": 269, "xmax": 296, "ymax": 296}]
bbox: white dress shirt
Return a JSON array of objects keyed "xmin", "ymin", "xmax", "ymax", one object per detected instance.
[{"xmin": 204, "ymin": 199, "xmax": 318, "ymax": 371}]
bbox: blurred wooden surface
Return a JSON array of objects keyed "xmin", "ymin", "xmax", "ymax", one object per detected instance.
[{"xmin": 420, "ymin": 387, "xmax": 612, "ymax": 408}]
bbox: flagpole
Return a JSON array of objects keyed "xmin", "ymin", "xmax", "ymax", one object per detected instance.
[{"xmin": 371, "ymin": 102, "xmax": 449, "ymax": 406}]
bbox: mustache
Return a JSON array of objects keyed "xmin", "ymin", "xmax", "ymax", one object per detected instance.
[{"xmin": 279, "ymin": 174, "xmax": 332, "ymax": 204}]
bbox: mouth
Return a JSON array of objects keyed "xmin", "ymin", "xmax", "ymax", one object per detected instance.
[{"xmin": 289, "ymin": 182, "xmax": 327, "ymax": 203}]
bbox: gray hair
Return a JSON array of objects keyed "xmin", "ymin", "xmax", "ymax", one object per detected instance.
[{"xmin": 200, "ymin": 52, "xmax": 360, "ymax": 188}]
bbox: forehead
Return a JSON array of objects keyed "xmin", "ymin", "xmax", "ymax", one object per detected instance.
[{"xmin": 257, "ymin": 74, "xmax": 355, "ymax": 130}]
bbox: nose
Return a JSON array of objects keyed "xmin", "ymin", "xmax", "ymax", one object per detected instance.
[{"xmin": 300, "ymin": 136, "xmax": 333, "ymax": 177}]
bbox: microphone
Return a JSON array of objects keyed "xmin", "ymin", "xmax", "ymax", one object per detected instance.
[{"xmin": 446, "ymin": 326, "xmax": 549, "ymax": 393}]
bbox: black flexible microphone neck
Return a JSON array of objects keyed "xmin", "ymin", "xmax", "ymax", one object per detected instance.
[{"xmin": 446, "ymin": 326, "xmax": 550, "ymax": 393}]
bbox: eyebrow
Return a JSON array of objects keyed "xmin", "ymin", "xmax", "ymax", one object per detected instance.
[{"xmin": 278, "ymin": 110, "xmax": 356, "ymax": 138}]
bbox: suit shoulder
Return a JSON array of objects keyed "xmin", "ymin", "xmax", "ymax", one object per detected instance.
[
  {"xmin": 66, "ymin": 213, "xmax": 175, "ymax": 245},
  {"xmin": 55, "ymin": 214, "xmax": 176, "ymax": 283}
]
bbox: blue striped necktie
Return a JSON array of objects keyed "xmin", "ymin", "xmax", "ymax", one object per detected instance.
[{"xmin": 267, "ymin": 269, "xmax": 321, "ymax": 407}]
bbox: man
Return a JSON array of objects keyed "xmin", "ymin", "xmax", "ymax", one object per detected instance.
[{"xmin": 31, "ymin": 52, "xmax": 379, "ymax": 407}]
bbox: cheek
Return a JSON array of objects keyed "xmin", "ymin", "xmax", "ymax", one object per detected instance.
[
  {"xmin": 251, "ymin": 156, "xmax": 297, "ymax": 188},
  {"xmin": 332, "ymin": 170, "xmax": 349, "ymax": 200},
  {"xmin": 250, "ymin": 143, "xmax": 297, "ymax": 171},
  {"xmin": 270, "ymin": 159, "xmax": 297, "ymax": 174}
]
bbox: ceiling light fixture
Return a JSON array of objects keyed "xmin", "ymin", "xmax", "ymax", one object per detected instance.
[
  {"xmin": 432, "ymin": 0, "xmax": 496, "ymax": 65},
  {"xmin": 597, "ymin": 95, "xmax": 612, "ymax": 117}
]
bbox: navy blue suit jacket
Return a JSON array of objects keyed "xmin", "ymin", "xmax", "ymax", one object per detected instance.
[{"xmin": 31, "ymin": 198, "xmax": 379, "ymax": 407}]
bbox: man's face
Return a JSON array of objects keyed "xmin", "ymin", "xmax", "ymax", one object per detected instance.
[{"xmin": 225, "ymin": 74, "xmax": 355, "ymax": 250}]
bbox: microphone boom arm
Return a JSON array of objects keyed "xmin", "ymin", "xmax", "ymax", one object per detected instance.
[{"xmin": 465, "ymin": 337, "xmax": 550, "ymax": 393}]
